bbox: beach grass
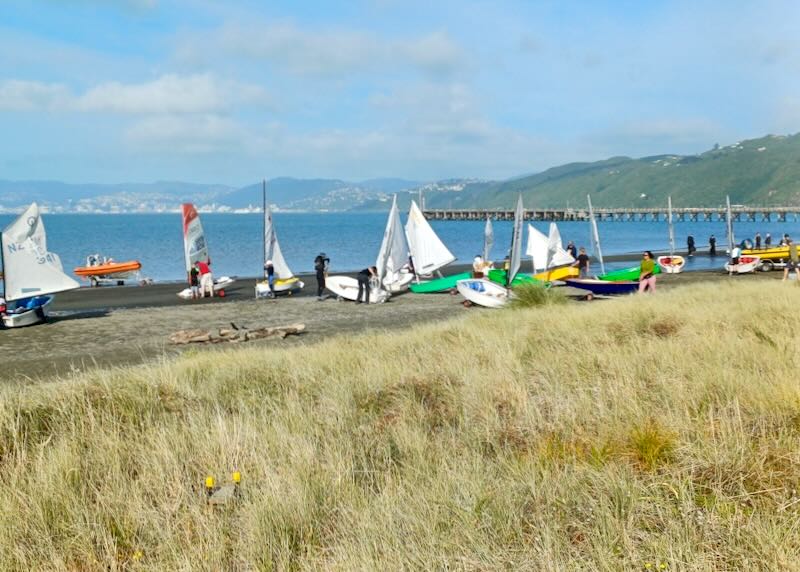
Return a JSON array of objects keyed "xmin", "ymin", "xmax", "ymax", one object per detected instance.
[{"xmin": 2, "ymin": 280, "xmax": 800, "ymax": 569}]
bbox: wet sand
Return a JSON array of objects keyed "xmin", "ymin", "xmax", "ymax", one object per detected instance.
[{"xmin": 1, "ymin": 265, "xmax": 783, "ymax": 382}]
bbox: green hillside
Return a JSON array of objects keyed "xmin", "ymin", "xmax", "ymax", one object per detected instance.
[{"xmin": 421, "ymin": 133, "xmax": 800, "ymax": 209}]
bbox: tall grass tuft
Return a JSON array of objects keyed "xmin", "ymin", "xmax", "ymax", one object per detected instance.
[
  {"xmin": 2, "ymin": 281, "xmax": 800, "ymax": 569},
  {"xmin": 509, "ymin": 281, "xmax": 567, "ymax": 308}
]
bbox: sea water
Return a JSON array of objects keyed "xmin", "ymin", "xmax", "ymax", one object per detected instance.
[{"xmin": 0, "ymin": 212, "xmax": 798, "ymax": 282}]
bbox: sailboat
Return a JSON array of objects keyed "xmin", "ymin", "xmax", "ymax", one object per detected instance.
[
  {"xmin": 177, "ymin": 203, "xmax": 235, "ymax": 299},
  {"xmin": 325, "ymin": 195, "xmax": 409, "ymax": 303},
  {"xmin": 408, "ymin": 213, "xmax": 479, "ymax": 294},
  {"xmin": 657, "ymin": 196, "xmax": 685, "ymax": 273},
  {"xmin": 0, "ymin": 203, "xmax": 80, "ymax": 327},
  {"xmin": 566, "ymin": 196, "xmax": 639, "ymax": 296},
  {"xmin": 405, "ymin": 200, "xmax": 455, "ymax": 278},
  {"xmin": 255, "ymin": 183, "xmax": 304, "ymax": 298},
  {"xmin": 456, "ymin": 194, "xmax": 524, "ymax": 308},
  {"xmin": 723, "ymin": 195, "xmax": 759, "ymax": 274}
]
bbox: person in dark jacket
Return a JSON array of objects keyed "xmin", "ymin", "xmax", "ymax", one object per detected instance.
[
  {"xmin": 264, "ymin": 260, "xmax": 276, "ymax": 298},
  {"xmin": 687, "ymin": 235, "xmax": 696, "ymax": 256},
  {"xmin": 314, "ymin": 253, "xmax": 330, "ymax": 300},
  {"xmin": 709, "ymin": 235, "xmax": 717, "ymax": 256},
  {"xmin": 356, "ymin": 266, "xmax": 377, "ymax": 304}
]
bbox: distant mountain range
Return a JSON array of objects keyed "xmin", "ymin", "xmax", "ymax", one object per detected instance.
[
  {"xmin": 0, "ymin": 178, "xmax": 423, "ymax": 213},
  {"xmin": 1, "ymin": 133, "xmax": 798, "ymax": 213}
]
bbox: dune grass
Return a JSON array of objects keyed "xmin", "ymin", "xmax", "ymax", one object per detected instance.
[{"xmin": 2, "ymin": 281, "xmax": 800, "ymax": 569}]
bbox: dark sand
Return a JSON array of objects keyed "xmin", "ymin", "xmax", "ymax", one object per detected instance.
[{"xmin": 1, "ymin": 264, "xmax": 782, "ymax": 382}]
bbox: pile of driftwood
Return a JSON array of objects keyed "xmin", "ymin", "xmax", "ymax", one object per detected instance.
[{"xmin": 169, "ymin": 322, "xmax": 305, "ymax": 345}]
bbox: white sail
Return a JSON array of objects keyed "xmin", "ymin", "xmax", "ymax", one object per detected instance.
[
  {"xmin": 483, "ymin": 217, "xmax": 494, "ymax": 262},
  {"xmin": 508, "ymin": 195, "xmax": 524, "ymax": 285},
  {"xmin": 405, "ymin": 200, "xmax": 455, "ymax": 275},
  {"xmin": 526, "ymin": 224, "xmax": 549, "ymax": 272},
  {"xmin": 1, "ymin": 203, "xmax": 79, "ymax": 302},
  {"xmin": 587, "ymin": 195, "xmax": 605, "ymax": 275},
  {"xmin": 182, "ymin": 203, "xmax": 209, "ymax": 273},
  {"xmin": 547, "ymin": 222, "xmax": 576, "ymax": 267},
  {"xmin": 376, "ymin": 195, "xmax": 409, "ymax": 284},
  {"xmin": 264, "ymin": 202, "xmax": 294, "ymax": 279}
]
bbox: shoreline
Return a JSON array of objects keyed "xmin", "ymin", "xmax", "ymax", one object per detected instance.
[{"xmin": 49, "ymin": 251, "xmax": 726, "ymax": 314}]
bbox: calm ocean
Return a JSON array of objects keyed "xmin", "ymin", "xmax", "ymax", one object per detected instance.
[{"xmin": 1, "ymin": 212, "xmax": 798, "ymax": 282}]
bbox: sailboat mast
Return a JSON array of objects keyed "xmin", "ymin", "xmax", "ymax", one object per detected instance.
[
  {"xmin": 262, "ymin": 179, "xmax": 267, "ymax": 278},
  {"xmin": 587, "ymin": 195, "xmax": 605, "ymax": 275},
  {"xmin": 667, "ymin": 196, "xmax": 675, "ymax": 256},
  {"xmin": 726, "ymin": 195, "xmax": 735, "ymax": 251}
]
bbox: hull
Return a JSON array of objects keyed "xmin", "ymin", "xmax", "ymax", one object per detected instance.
[
  {"xmin": 725, "ymin": 256, "xmax": 759, "ymax": 274},
  {"xmin": 409, "ymin": 272, "xmax": 472, "ymax": 293},
  {"xmin": 326, "ymin": 275, "xmax": 389, "ymax": 304},
  {"xmin": 533, "ymin": 266, "xmax": 580, "ymax": 282},
  {"xmin": 2, "ymin": 296, "xmax": 53, "ymax": 328},
  {"xmin": 742, "ymin": 246, "xmax": 789, "ymax": 261},
  {"xmin": 599, "ymin": 265, "xmax": 661, "ymax": 281},
  {"xmin": 74, "ymin": 261, "xmax": 142, "ymax": 278},
  {"xmin": 564, "ymin": 278, "xmax": 639, "ymax": 295},
  {"xmin": 456, "ymin": 279, "xmax": 509, "ymax": 308},
  {"xmin": 177, "ymin": 276, "xmax": 236, "ymax": 299},
  {"xmin": 656, "ymin": 256, "xmax": 685, "ymax": 274},
  {"xmin": 487, "ymin": 269, "xmax": 537, "ymax": 287},
  {"xmin": 384, "ymin": 273, "xmax": 414, "ymax": 293},
  {"xmin": 255, "ymin": 277, "xmax": 304, "ymax": 298}
]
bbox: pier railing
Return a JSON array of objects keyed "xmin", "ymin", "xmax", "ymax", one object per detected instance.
[{"xmin": 423, "ymin": 207, "xmax": 800, "ymax": 223}]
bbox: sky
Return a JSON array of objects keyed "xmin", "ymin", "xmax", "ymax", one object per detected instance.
[{"xmin": 1, "ymin": 0, "xmax": 799, "ymax": 185}]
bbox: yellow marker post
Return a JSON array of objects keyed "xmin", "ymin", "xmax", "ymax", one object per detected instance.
[{"xmin": 205, "ymin": 475, "xmax": 215, "ymax": 497}]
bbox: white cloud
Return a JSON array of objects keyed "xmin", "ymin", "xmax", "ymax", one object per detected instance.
[
  {"xmin": 125, "ymin": 114, "xmax": 244, "ymax": 153},
  {"xmin": 0, "ymin": 74, "xmax": 270, "ymax": 115},
  {"xmin": 177, "ymin": 22, "xmax": 465, "ymax": 78},
  {"xmin": 0, "ymin": 80, "xmax": 71, "ymax": 111}
]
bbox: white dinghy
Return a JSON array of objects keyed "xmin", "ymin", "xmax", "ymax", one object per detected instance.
[
  {"xmin": 457, "ymin": 194, "xmax": 524, "ymax": 308},
  {"xmin": 255, "ymin": 182, "xmax": 304, "ymax": 298},
  {"xmin": 177, "ymin": 203, "xmax": 234, "ymax": 299},
  {"xmin": 1, "ymin": 203, "xmax": 80, "ymax": 328},
  {"xmin": 405, "ymin": 199, "xmax": 456, "ymax": 279}
]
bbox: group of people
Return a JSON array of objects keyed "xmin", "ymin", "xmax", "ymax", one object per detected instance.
[{"xmin": 188, "ymin": 260, "xmax": 214, "ymax": 299}]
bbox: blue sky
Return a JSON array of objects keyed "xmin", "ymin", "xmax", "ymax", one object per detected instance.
[{"xmin": 1, "ymin": 0, "xmax": 798, "ymax": 185}]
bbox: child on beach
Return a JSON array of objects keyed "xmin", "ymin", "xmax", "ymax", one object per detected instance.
[{"xmin": 189, "ymin": 265, "xmax": 200, "ymax": 300}]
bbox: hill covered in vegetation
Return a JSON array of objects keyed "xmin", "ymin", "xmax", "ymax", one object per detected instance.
[{"xmin": 396, "ymin": 133, "xmax": 800, "ymax": 210}]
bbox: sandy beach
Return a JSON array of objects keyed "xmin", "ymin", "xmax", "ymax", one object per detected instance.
[{"xmin": 1, "ymin": 264, "xmax": 782, "ymax": 382}]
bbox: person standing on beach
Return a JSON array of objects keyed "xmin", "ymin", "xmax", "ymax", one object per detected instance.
[
  {"xmin": 728, "ymin": 244, "xmax": 741, "ymax": 276},
  {"xmin": 572, "ymin": 247, "xmax": 590, "ymax": 278},
  {"xmin": 709, "ymin": 235, "xmax": 717, "ymax": 256},
  {"xmin": 639, "ymin": 251, "xmax": 656, "ymax": 293},
  {"xmin": 189, "ymin": 264, "xmax": 200, "ymax": 300},
  {"xmin": 783, "ymin": 238, "xmax": 800, "ymax": 282},
  {"xmin": 314, "ymin": 253, "xmax": 329, "ymax": 300},
  {"xmin": 687, "ymin": 235, "xmax": 696, "ymax": 257},
  {"xmin": 356, "ymin": 266, "xmax": 377, "ymax": 304},
  {"xmin": 196, "ymin": 260, "xmax": 214, "ymax": 298},
  {"xmin": 765, "ymin": 233, "xmax": 772, "ymax": 247},
  {"xmin": 472, "ymin": 255, "xmax": 485, "ymax": 278},
  {"xmin": 566, "ymin": 241, "xmax": 578, "ymax": 259},
  {"xmin": 755, "ymin": 232, "xmax": 762, "ymax": 249},
  {"xmin": 264, "ymin": 260, "xmax": 276, "ymax": 298}
]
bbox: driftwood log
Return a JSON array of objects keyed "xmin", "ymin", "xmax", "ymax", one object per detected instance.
[{"xmin": 169, "ymin": 323, "xmax": 305, "ymax": 345}]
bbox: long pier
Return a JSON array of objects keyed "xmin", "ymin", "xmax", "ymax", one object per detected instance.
[{"xmin": 423, "ymin": 206, "xmax": 800, "ymax": 223}]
